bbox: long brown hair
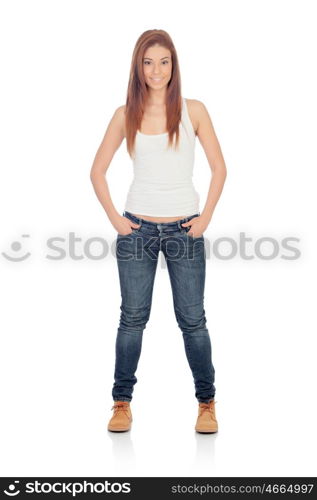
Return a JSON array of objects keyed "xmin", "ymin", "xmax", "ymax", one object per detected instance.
[{"xmin": 125, "ymin": 29, "xmax": 182, "ymax": 158}]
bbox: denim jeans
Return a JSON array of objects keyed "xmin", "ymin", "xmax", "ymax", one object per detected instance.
[{"xmin": 112, "ymin": 210, "xmax": 216, "ymax": 404}]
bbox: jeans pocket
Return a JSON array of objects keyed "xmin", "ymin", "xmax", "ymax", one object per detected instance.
[
  {"xmin": 117, "ymin": 229, "xmax": 140, "ymax": 237},
  {"xmin": 183, "ymin": 227, "xmax": 204, "ymax": 240}
]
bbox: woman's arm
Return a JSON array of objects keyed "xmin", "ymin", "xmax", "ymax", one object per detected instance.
[
  {"xmin": 90, "ymin": 106, "xmax": 140, "ymax": 234},
  {"xmin": 182, "ymin": 100, "xmax": 227, "ymax": 236},
  {"xmin": 195, "ymin": 100, "xmax": 227, "ymax": 222}
]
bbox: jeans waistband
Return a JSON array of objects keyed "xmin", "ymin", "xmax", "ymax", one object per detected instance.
[{"xmin": 123, "ymin": 210, "xmax": 200, "ymax": 233}]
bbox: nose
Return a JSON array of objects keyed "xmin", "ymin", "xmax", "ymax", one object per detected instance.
[{"xmin": 153, "ymin": 64, "xmax": 162, "ymax": 74}]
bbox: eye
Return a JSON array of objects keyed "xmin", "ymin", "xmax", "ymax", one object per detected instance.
[
  {"xmin": 162, "ymin": 60, "xmax": 169, "ymax": 64},
  {"xmin": 144, "ymin": 61, "xmax": 151, "ymax": 65}
]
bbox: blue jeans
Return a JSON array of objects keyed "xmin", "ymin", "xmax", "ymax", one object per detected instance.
[{"xmin": 112, "ymin": 210, "xmax": 216, "ymax": 403}]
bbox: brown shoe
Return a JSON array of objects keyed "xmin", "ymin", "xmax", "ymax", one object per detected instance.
[
  {"xmin": 195, "ymin": 400, "xmax": 218, "ymax": 433},
  {"xmin": 107, "ymin": 401, "xmax": 132, "ymax": 432}
]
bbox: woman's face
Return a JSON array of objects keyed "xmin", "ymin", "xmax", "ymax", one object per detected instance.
[{"xmin": 142, "ymin": 44, "xmax": 172, "ymax": 90}]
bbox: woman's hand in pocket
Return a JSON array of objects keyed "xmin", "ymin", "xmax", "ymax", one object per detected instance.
[
  {"xmin": 181, "ymin": 216, "xmax": 207, "ymax": 238},
  {"xmin": 114, "ymin": 215, "xmax": 141, "ymax": 236}
]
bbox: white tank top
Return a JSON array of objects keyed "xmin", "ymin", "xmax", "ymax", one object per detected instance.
[{"xmin": 124, "ymin": 97, "xmax": 200, "ymax": 216}]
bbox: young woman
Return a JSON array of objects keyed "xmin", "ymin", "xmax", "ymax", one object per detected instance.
[{"xmin": 90, "ymin": 29, "xmax": 227, "ymax": 433}]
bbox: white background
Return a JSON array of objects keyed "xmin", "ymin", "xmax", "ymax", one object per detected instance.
[{"xmin": 0, "ymin": 0, "xmax": 316, "ymax": 477}]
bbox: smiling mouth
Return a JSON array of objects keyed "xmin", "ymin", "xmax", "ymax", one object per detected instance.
[{"xmin": 150, "ymin": 78, "xmax": 163, "ymax": 81}]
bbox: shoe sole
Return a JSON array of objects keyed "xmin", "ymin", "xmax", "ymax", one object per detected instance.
[
  {"xmin": 195, "ymin": 428, "xmax": 218, "ymax": 433},
  {"xmin": 108, "ymin": 427, "xmax": 131, "ymax": 432}
]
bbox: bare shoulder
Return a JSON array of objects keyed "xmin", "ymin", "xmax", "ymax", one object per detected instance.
[
  {"xmin": 117, "ymin": 104, "xmax": 126, "ymax": 115},
  {"xmin": 113, "ymin": 104, "xmax": 126, "ymax": 136},
  {"xmin": 100, "ymin": 104, "xmax": 126, "ymax": 147},
  {"xmin": 185, "ymin": 99, "xmax": 210, "ymax": 135},
  {"xmin": 186, "ymin": 99, "xmax": 215, "ymax": 138}
]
